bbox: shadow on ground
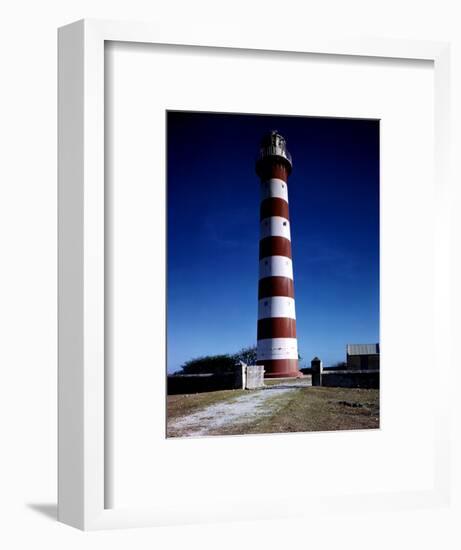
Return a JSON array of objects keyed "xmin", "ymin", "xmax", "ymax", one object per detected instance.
[{"xmin": 27, "ymin": 503, "xmax": 57, "ymax": 521}]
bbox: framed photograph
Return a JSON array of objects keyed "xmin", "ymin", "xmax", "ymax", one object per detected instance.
[
  {"xmin": 58, "ymin": 19, "xmax": 452, "ymax": 530},
  {"xmin": 165, "ymin": 111, "xmax": 380, "ymax": 439}
]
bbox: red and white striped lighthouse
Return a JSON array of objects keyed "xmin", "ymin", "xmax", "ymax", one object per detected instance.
[{"xmin": 256, "ymin": 131, "xmax": 299, "ymax": 378}]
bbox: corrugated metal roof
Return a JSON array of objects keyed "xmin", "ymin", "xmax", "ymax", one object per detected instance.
[{"xmin": 346, "ymin": 343, "xmax": 379, "ymax": 355}]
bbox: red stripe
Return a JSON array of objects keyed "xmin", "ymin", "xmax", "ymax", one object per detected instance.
[
  {"xmin": 257, "ymin": 317, "xmax": 297, "ymax": 339},
  {"xmin": 258, "ymin": 276, "xmax": 294, "ymax": 298},
  {"xmin": 257, "ymin": 358, "xmax": 299, "ymax": 378},
  {"xmin": 259, "ymin": 237, "xmax": 292, "ymax": 260},
  {"xmin": 260, "ymin": 197, "xmax": 289, "ymax": 220},
  {"xmin": 257, "ymin": 161, "xmax": 289, "ymax": 182}
]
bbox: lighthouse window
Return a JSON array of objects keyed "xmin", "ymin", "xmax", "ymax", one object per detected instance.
[{"xmin": 283, "ymin": 221, "xmax": 287, "ymax": 226}]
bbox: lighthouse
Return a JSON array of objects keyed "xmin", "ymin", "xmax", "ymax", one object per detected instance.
[{"xmin": 256, "ymin": 131, "xmax": 299, "ymax": 378}]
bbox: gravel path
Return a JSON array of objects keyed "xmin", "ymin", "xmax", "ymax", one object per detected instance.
[{"xmin": 168, "ymin": 379, "xmax": 311, "ymax": 438}]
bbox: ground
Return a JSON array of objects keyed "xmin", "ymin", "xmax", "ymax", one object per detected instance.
[{"xmin": 167, "ymin": 379, "xmax": 379, "ymax": 438}]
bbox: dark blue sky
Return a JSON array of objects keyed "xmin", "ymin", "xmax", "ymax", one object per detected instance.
[{"xmin": 167, "ymin": 111, "xmax": 379, "ymax": 372}]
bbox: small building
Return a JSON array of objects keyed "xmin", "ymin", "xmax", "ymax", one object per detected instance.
[{"xmin": 346, "ymin": 343, "xmax": 380, "ymax": 370}]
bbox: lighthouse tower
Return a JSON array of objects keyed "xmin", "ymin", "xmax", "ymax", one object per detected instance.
[{"xmin": 256, "ymin": 131, "xmax": 299, "ymax": 378}]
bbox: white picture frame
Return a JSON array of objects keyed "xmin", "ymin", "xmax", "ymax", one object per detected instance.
[{"xmin": 58, "ymin": 19, "xmax": 452, "ymax": 530}]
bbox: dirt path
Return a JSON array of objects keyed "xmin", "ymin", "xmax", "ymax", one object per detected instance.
[{"xmin": 168, "ymin": 379, "xmax": 311, "ymax": 438}]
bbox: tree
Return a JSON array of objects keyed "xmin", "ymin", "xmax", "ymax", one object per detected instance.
[
  {"xmin": 176, "ymin": 354, "xmax": 236, "ymax": 375},
  {"xmin": 233, "ymin": 345, "xmax": 257, "ymax": 365},
  {"xmin": 175, "ymin": 345, "xmax": 258, "ymax": 375}
]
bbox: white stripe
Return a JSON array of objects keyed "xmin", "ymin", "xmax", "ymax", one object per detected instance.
[
  {"xmin": 260, "ymin": 216, "xmax": 291, "ymax": 240},
  {"xmin": 258, "ymin": 297, "xmax": 296, "ymax": 320},
  {"xmin": 259, "ymin": 256, "xmax": 293, "ymax": 280},
  {"xmin": 260, "ymin": 178, "xmax": 289, "ymax": 203},
  {"xmin": 257, "ymin": 338, "xmax": 298, "ymax": 360}
]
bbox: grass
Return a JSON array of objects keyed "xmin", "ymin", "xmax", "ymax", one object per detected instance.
[
  {"xmin": 167, "ymin": 385, "xmax": 379, "ymax": 436},
  {"xmin": 239, "ymin": 387, "xmax": 380, "ymax": 435}
]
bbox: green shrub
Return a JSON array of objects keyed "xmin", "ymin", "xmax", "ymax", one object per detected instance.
[{"xmin": 176, "ymin": 345, "xmax": 257, "ymax": 375}]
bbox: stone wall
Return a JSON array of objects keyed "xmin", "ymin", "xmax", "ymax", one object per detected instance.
[
  {"xmin": 314, "ymin": 369, "xmax": 379, "ymax": 389},
  {"xmin": 167, "ymin": 364, "xmax": 266, "ymax": 394},
  {"xmin": 167, "ymin": 366, "xmax": 245, "ymax": 395}
]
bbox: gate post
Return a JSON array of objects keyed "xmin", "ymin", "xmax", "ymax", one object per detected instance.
[{"xmin": 311, "ymin": 357, "xmax": 323, "ymax": 386}]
